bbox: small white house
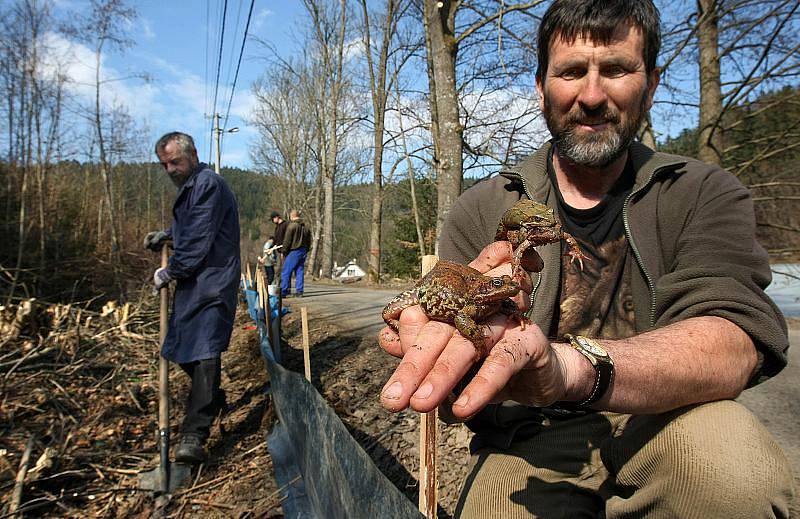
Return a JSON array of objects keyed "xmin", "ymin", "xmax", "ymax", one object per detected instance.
[{"xmin": 333, "ymin": 259, "xmax": 366, "ymax": 283}]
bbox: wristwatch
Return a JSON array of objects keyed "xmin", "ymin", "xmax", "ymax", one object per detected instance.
[{"xmin": 563, "ymin": 334, "xmax": 614, "ymax": 408}]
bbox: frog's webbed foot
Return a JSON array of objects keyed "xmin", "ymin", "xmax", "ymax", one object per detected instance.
[
  {"xmin": 382, "ymin": 289, "xmax": 418, "ymax": 332},
  {"xmin": 499, "ymin": 298, "xmax": 530, "ymax": 330},
  {"xmin": 563, "ymin": 233, "xmax": 589, "ymax": 271}
]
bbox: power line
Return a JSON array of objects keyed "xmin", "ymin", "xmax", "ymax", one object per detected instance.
[
  {"xmin": 210, "ymin": 0, "xmax": 229, "ymax": 149},
  {"xmin": 203, "ymin": 0, "xmax": 211, "ymax": 159},
  {"xmin": 222, "ymin": 0, "xmax": 255, "ymax": 135},
  {"xmin": 223, "ymin": 0, "xmax": 245, "ymax": 103}
]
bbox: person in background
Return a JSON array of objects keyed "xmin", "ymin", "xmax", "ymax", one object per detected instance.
[
  {"xmin": 280, "ymin": 209, "xmax": 312, "ymax": 298},
  {"xmin": 144, "ymin": 131, "xmax": 240, "ymax": 463},
  {"xmin": 377, "ymin": 1, "xmax": 794, "ymax": 517},
  {"xmin": 258, "ymin": 236, "xmax": 279, "ymax": 285},
  {"xmin": 271, "ymin": 211, "xmax": 288, "ymax": 259}
]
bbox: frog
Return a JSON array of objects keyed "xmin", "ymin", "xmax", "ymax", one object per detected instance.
[
  {"xmin": 495, "ymin": 199, "xmax": 588, "ymax": 277},
  {"xmin": 382, "ymin": 260, "xmax": 528, "ymax": 355}
]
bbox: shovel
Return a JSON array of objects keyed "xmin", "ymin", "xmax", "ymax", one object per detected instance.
[{"xmin": 138, "ymin": 244, "xmax": 192, "ymax": 495}]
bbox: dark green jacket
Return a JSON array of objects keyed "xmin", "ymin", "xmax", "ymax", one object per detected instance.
[
  {"xmin": 282, "ymin": 219, "xmax": 312, "ymax": 252},
  {"xmin": 440, "ymin": 141, "xmax": 788, "ymax": 446}
]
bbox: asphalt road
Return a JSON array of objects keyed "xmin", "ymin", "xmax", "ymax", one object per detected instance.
[{"xmin": 293, "ymin": 281, "xmax": 800, "ymax": 508}]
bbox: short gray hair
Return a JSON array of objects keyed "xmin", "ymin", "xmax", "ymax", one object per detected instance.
[{"xmin": 155, "ymin": 132, "xmax": 197, "ymax": 157}]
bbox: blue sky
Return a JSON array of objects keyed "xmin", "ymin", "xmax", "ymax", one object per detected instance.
[
  {"xmin": 45, "ymin": 0, "xmax": 704, "ymax": 171},
  {"xmin": 50, "ymin": 0, "xmax": 305, "ymax": 169}
]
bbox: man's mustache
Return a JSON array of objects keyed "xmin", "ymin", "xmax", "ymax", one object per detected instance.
[{"xmin": 564, "ymin": 108, "xmax": 620, "ymax": 127}]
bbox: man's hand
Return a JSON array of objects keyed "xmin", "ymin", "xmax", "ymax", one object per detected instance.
[
  {"xmin": 153, "ymin": 267, "xmax": 172, "ymax": 290},
  {"xmin": 377, "ymin": 241, "xmax": 574, "ymax": 421},
  {"xmin": 144, "ymin": 230, "xmax": 169, "ymax": 251}
]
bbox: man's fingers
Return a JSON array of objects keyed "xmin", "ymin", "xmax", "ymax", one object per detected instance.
[
  {"xmin": 380, "ymin": 320, "xmax": 455, "ymax": 412},
  {"xmin": 469, "ymin": 241, "xmax": 514, "ymax": 273},
  {"xmin": 449, "ymin": 326, "xmax": 540, "ymax": 419},
  {"xmin": 407, "ymin": 312, "xmax": 513, "ymax": 413},
  {"xmin": 398, "ymin": 305, "xmax": 430, "ymax": 349},
  {"xmin": 408, "ymin": 332, "xmax": 481, "ymax": 413},
  {"xmin": 378, "ymin": 326, "xmax": 403, "ymax": 358}
]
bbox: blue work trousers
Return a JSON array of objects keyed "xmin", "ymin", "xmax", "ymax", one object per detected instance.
[{"xmin": 281, "ymin": 248, "xmax": 307, "ymax": 296}]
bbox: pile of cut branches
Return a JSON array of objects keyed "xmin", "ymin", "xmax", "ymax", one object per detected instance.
[
  {"xmin": 0, "ymin": 297, "xmax": 279, "ymax": 517},
  {"xmin": 0, "ymin": 297, "xmax": 164, "ymax": 516}
]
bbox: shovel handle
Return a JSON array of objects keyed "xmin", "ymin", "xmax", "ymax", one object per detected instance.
[{"xmin": 158, "ymin": 245, "xmax": 170, "ymax": 494}]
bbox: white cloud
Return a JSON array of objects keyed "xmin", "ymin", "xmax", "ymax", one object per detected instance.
[
  {"xmin": 252, "ymin": 8, "xmax": 274, "ymax": 30},
  {"xmin": 41, "ymin": 31, "xmax": 161, "ymax": 120},
  {"xmin": 140, "ymin": 18, "xmax": 156, "ymax": 40}
]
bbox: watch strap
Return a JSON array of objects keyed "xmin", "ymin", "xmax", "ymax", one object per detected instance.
[{"xmin": 562, "ymin": 334, "xmax": 614, "ymax": 408}]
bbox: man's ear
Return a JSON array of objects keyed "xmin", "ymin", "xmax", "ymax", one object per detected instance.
[
  {"xmin": 535, "ymin": 76, "xmax": 546, "ymax": 113},
  {"xmin": 645, "ymin": 67, "xmax": 661, "ymax": 110}
]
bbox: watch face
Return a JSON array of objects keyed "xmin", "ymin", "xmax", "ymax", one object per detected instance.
[{"xmin": 578, "ymin": 337, "xmax": 607, "ymax": 358}]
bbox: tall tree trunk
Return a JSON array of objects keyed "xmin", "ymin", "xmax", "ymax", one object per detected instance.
[
  {"xmin": 361, "ymin": 0, "xmax": 397, "ymax": 284},
  {"xmin": 424, "ymin": 0, "xmax": 462, "ymax": 254},
  {"xmin": 637, "ymin": 112, "xmax": 657, "ymax": 149},
  {"xmin": 396, "ymin": 82, "xmax": 426, "ymax": 256},
  {"xmin": 315, "ymin": 0, "xmax": 347, "ymax": 279},
  {"xmin": 308, "ymin": 173, "xmax": 324, "ymax": 278},
  {"xmin": 95, "ymin": 45, "xmax": 120, "ymax": 258},
  {"xmin": 321, "ymin": 137, "xmax": 336, "ymax": 278},
  {"xmin": 697, "ymin": 0, "xmax": 723, "ymax": 165}
]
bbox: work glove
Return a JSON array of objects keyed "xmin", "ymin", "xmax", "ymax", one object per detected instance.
[
  {"xmin": 144, "ymin": 230, "xmax": 169, "ymax": 251},
  {"xmin": 153, "ymin": 268, "xmax": 173, "ymax": 290}
]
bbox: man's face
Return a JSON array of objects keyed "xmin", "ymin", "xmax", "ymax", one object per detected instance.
[
  {"xmin": 536, "ymin": 23, "xmax": 660, "ymax": 169},
  {"xmin": 156, "ymin": 140, "xmax": 199, "ymax": 187}
]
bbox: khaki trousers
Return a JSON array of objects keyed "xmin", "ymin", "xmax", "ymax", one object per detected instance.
[{"xmin": 456, "ymin": 401, "xmax": 795, "ymax": 518}]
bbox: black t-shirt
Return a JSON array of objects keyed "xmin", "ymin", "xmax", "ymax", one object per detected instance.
[{"xmin": 547, "ymin": 150, "xmax": 637, "ymax": 340}]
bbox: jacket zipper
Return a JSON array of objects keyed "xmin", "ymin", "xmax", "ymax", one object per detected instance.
[{"xmin": 623, "ymin": 166, "xmax": 669, "ymax": 328}]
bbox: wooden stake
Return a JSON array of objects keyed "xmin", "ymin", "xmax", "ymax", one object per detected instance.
[
  {"xmin": 246, "ymin": 263, "xmax": 252, "ymax": 287},
  {"xmin": 419, "ymin": 254, "xmax": 439, "ymax": 518},
  {"xmin": 300, "ymin": 307, "xmax": 311, "ymax": 382},
  {"xmin": 10, "ymin": 436, "xmax": 35, "ymax": 516},
  {"xmin": 263, "ymin": 276, "xmax": 274, "ymax": 352}
]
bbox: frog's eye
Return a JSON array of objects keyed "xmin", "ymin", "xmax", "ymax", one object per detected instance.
[{"xmin": 491, "ymin": 278, "xmax": 504, "ymax": 287}]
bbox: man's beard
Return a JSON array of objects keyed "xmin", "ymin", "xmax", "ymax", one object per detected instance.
[
  {"xmin": 168, "ymin": 170, "xmax": 189, "ymax": 188},
  {"xmin": 544, "ymin": 89, "xmax": 649, "ymax": 168}
]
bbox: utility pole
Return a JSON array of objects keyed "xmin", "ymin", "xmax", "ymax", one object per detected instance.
[
  {"xmin": 214, "ymin": 113, "xmax": 221, "ymax": 175},
  {"xmin": 212, "ymin": 113, "xmax": 239, "ymax": 175}
]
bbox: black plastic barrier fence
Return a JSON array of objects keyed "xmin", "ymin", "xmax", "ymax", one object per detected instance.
[{"xmin": 243, "ymin": 284, "xmax": 422, "ymax": 519}]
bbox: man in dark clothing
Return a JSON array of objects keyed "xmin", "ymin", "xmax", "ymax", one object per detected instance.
[
  {"xmin": 271, "ymin": 211, "xmax": 288, "ymax": 258},
  {"xmin": 377, "ymin": 1, "xmax": 793, "ymax": 517},
  {"xmin": 280, "ymin": 209, "xmax": 312, "ymax": 297},
  {"xmin": 145, "ymin": 131, "xmax": 240, "ymax": 463}
]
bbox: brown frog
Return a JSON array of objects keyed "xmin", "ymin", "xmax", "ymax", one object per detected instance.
[
  {"xmin": 382, "ymin": 260, "xmax": 527, "ymax": 354},
  {"xmin": 495, "ymin": 199, "xmax": 588, "ymax": 277}
]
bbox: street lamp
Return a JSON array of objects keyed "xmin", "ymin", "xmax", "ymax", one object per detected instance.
[{"xmin": 213, "ymin": 113, "xmax": 239, "ymax": 175}]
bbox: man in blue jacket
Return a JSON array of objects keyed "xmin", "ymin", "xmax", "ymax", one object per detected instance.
[{"xmin": 145, "ymin": 132, "xmax": 241, "ymax": 463}]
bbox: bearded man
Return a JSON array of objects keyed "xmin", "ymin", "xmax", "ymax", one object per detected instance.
[{"xmin": 377, "ymin": 0, "xmax": 794, "ymax": 517}]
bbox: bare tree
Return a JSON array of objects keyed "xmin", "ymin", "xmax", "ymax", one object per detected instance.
[
  {"xmin": 67, "ymin": 0, "xmax": 137, "ymax": 273},
  {"xmin": 304, "ymin": 0, "xmax": 350, "ymax": 279},
  {"xmin": 1, "ymin": 0, "xmax": 66, "ymax": 302},
  {"xmin": 359, "ymin": 0, "xmax": 411, "ymax": 282},
  {"xmin": 421, "ymin": 1, "xmax": 544, "ymax": 251}
]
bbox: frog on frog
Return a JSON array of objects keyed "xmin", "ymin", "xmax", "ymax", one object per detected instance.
[
  {"xmin": 496, "ymin": 198, "xmax": 588, "ymax": 278},
  {"xmin": 382, "ymin": 260, "xmax": 528, "ymax": 356}
]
